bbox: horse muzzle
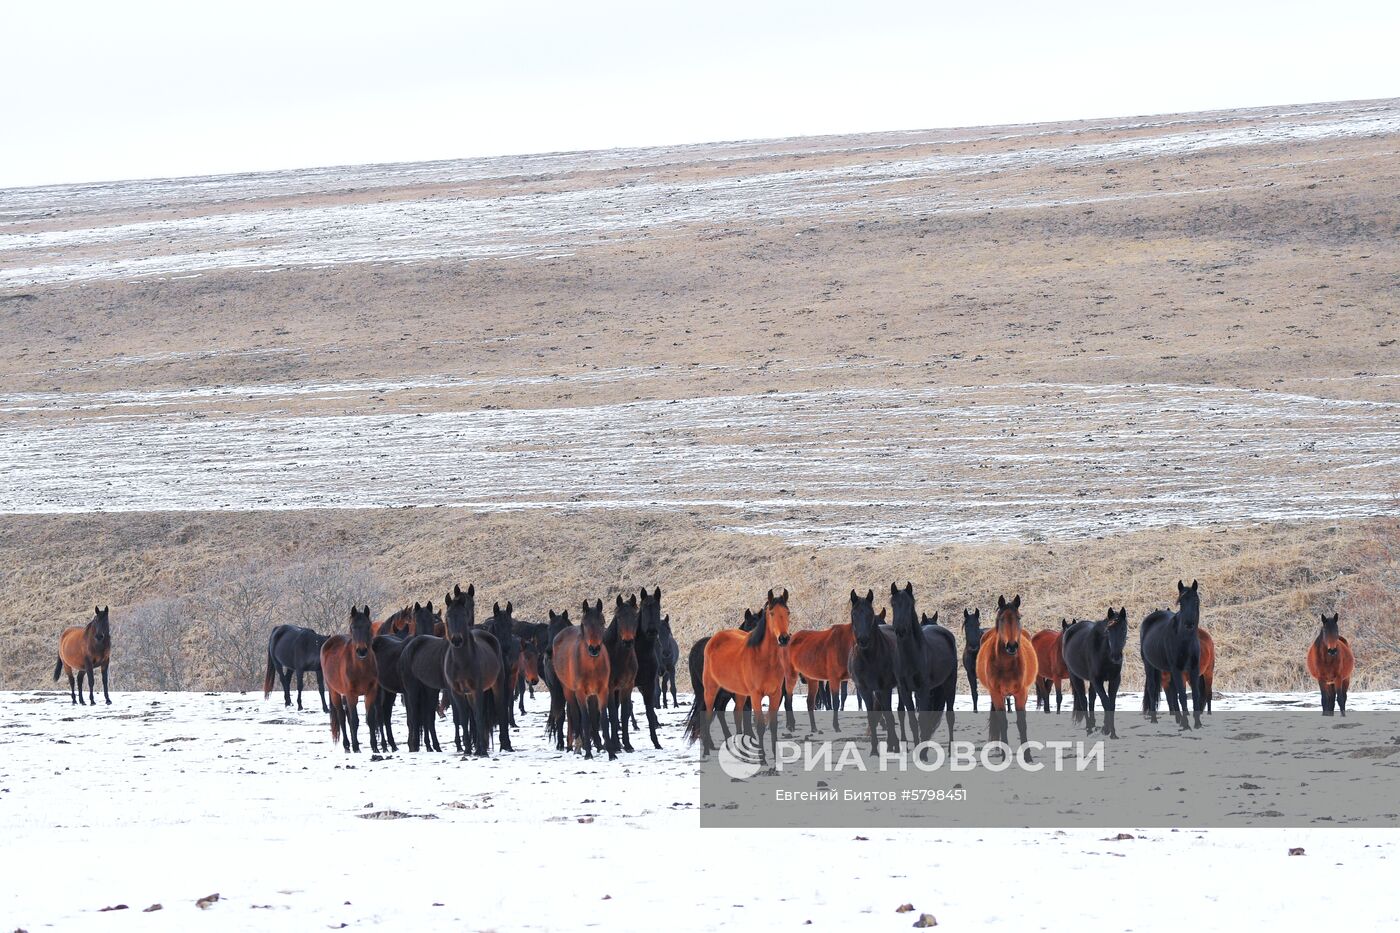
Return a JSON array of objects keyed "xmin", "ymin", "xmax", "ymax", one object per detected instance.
[
  {"xmin": 449, "ymin": 636, "xmax": 465, "ymax": 647},
  {"xmin": 1001, "ymin": 641, "xmax": 1019, "ymax": 655},
  {"xmin": 856, "ymin": 637, "xmax": 871, "ymax": 650},
  {"xmin": 355, "ymin": 648, "xmax": 368, "ymax": 659},
  {"xmin": 1326, "ymin": 647, "xmax": 1339, "ymax": 657},
  {"xmin": 587, "ymin": 645, "xmax": 601, "ymax": 658},
  {"xmin": 777, "ymin": 634, "xmax": 791, "ymax": 646}
]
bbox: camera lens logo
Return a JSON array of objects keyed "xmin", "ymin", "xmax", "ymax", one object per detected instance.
[{"xmin": 717, "ymin": 734, "xmax": 765, "ymax": 780}]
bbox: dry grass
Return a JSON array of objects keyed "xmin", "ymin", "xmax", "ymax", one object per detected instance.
[{"xmin": 3, "ymin": 509, "xmax": 1396, "ymax": 694}]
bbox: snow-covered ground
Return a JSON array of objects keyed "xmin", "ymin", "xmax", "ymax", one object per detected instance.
[{"xmin": 3, "ymin": 689, "xmax": 1398, "ymax": 931}]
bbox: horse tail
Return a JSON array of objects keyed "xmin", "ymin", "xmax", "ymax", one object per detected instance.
[
  {"xmin": 263, "ymin": 644, "xmax": 277, "ymax": 699},
  {"xmin": 683, "ymin": 696, "xmax": 706, "ymax": 746},
  {"xmin": 329, "ymin": 696, "xmax": 341, "ymax": 742},
  {"xmin": 52, "ymin": 655, "xmax": 63, "ymax": 682}
]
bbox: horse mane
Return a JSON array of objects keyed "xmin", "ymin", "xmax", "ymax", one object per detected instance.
[{"xmin": 745, "ymin": 607, "xmax": 769, "ymax": 648}]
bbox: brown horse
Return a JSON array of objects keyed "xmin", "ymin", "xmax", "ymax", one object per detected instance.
[
  {"xmin": 698, "ymin": 589, "xmax": 793, "ymax": 763},
  {"xmin": 1031, "ymin": 624, "xmax": 1069, "ymax": 714},
  {"xmin": 372, "ymin": 605, "xmax": 414, "ymax": 638},
  {"xmin": 976, "ymin": 594, "xmax": 1038, "ymax": 760},
  {"xmin": 54, "ymin": 606, "xmax": 112, "ymax": 706},
  {"xmin": 320, "ymin": 606, "xmax": 380, "ymax": 753},
  {"xmin": 1156, "ymin": 626, "xmax": 1216, "ymax": 715},
  {"xmin": 552, "ymin": 599, "xmax": 613, "ymax": 760},
  {"xmin": 1306, "ymin": 612, "xmax": 1353, "ymax": 716},
  {"xmin": 789, "ymin": 620, "xmax": 855, "ymax": 732}
]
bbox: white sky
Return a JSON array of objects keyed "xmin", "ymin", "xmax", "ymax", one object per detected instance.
[{"xmin": 4, "ymin": 0, "xmax": 1397, "ymax": 189}]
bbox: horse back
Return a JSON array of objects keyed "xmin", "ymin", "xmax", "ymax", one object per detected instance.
[
  {"xmin": 919, "ymin": 624, "xmax": 959, "ymax": 683},
  {"xmin": 704, "ymin": 628, "xmax": 783, "ymax": 698}
]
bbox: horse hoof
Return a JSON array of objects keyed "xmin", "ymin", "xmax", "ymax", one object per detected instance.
[{"xmin": 105, "ymin": 700, "xmax": 112, "ymax": 706}]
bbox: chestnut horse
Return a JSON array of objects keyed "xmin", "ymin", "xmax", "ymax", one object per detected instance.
[
  {"xmin": 976, "ymin": 595, "xmax": 1038, "ymax": 760},
  {"xmin": 1032, "ymin": 624, "xmax": 1069, "ymax": 714},
  {"xmin": 696, "ymin": 589, "xmax": 793, "ymax": 763},
  {"xmin": 372, "ymin": 605, "xmax": 414, "ymax": 638},
  {"xmin": 1306, "ymin": 612, "xmax": 1353, "ymax": 716},
  {"xmin": 789, "ymin": 619, "xmax": 855, "ymax": 732},
  {"xmin": 320, "ymin": 606, "xmax": 380, "ymax": 753},
  {"xmin": 553, "ymin": 599, "xmax": 613, "ymax": 760},
  {"xmin": 1154, "ymin": 626, "xmax": 1215, "ymax": 715},
  {"xmin": 54, "ymin": 606, "xmax": 112, "ymax": 706}
]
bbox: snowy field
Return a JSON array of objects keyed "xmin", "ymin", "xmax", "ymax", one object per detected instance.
[{"xmin": 4, "ymin": 689, "xmax": 1399, "ymax": 931}]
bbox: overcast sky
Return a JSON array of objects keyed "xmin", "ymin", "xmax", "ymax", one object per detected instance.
[{"xmin": 4, "ymin": 0, "xmax": 1396, "ymax": 188}]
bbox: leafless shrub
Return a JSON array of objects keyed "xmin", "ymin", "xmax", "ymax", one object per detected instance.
[
  {"xmin": 278, "ymin": 557, "xmax": 391, "ymax": 634},
  {"xmin": 121, "ymin": 596, "xmax": 192, "ymax": 691}
]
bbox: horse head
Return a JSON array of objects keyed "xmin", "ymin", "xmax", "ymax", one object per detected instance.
[
  {"xmin": 920, "ymin": 611, "xmax": 939, "ymax": 627},
  {"xmin": 765, "ymin": 588, "xmax": 791, "ymax": 647},
  {"xmin": 349, "ymin": 605, "xmax": 373, "ymax": 659},
  {"xmin": 91, "ymin": 605, "xmax": 110, "ymax": 647},
  {"xmin": 445, "ymin": 584, "xmax": 476, "ymax": 647},
  {"xmin": 1176, "ymin": 580, "xmax": 1200, "ymax": 630},
  {"xmin": 412, "ymin": 601, "xmax": 438, "ymax": 637},
  {"xmin": 889, "ymin": 582, "xmax": 918, "ymax": 638},
  {"xmin": 613, "ymin": 593, "xmax": 640, "ymax": 645},
  {"xmin": 580, "ymin": 599, "xmax": 606, "ymax": 657},
  {"xmin": 1106, "ymin": 606, "xmax": 1128, "ymax": 666},
  {"xmin": 492, "ymin": 601, "xmax": 515, "ymax": 632},
  {"xmin": 962, "ymin": 608, "xmax": 981, "ymax": 643},
  {"xmin": 637, "ymin": 586, "xmax": 662, "ymax": 639},
  {"xmin": 850, "ymin": 589, "xmax": 883, "ymax": 650},
  {"xmin": 994, "ymin": 594, "xmax": 1023, "ymax": 656},
  {"xmin": 545, "ymin": 609, "xmax": 571, "ymax": 659},
  {"xmin": 1319, "ymin": 612, "xmax": 1342, "ymax": 657}
]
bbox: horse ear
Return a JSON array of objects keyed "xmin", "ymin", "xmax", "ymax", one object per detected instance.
[
  {"xmin": 744, "ymin": 609, "xmax": 754, "ymax": 623},
  {"xmin": 427, "ymin": 600, "xmax": 434, "ymax": 611},
  {"xmin": 781, "ymin": 589, "xmax": 788, "ymax": 604},
  {"xmin": 655, "ymin": 586, "xmax": 662, "ymax": 600},
  {"xmin": 876, "ymin": 608, "xmax": 886, "ymax": 620},
  {"xmin": 1190, "ymin": 579, "xmax": 1198, "ymax": 592},
  {"xmin": 865, "ymin": 589, "xmax": 873, "ymax": 602},
  {"xmin": 906, "ymin": 581, "xmax": 913, "ymax": 594},
  {"xmin": 616, "ymin": 594, "xmax": 625, "ymax": 608},
  {"xmin": 1012, "ymin": 595, "xmax": 1021, "ymax": 609},
  {"xmin": 930, "ymin": 611, "xmax": 937, "ymax": 623},
  {"xmin": 628, "ymin": 594, "xmax": 637, "ymax": 606},
  {"xmin": 891, "ymin": 582, "xmax": 899, "ymax": 597},
  {"xmin": 767, "ymin": 589, "xmax": 776, "ymax": 603},
  {"xmin": 506, "ymin": 601, "xmax": 513, "ymax": 614},
  {"xmin": 998, "ymin": 595, "xmax": 1006, "ymax": 609},
  {"xmin": 1177, "ymin": 580, "xmax": 1185, "ymax": 593},
  {"xmin": 851, "ymin": 589, "xmax": 859, "ymax": 603},
  {"xmin": 467, "ymin": 584, "xmax": 475, "ymax": 599}
]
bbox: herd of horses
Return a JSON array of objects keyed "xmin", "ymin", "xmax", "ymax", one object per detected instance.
[{"xmin": 51, "ymin": 581, "xmax": 1357, "ymax": 761}]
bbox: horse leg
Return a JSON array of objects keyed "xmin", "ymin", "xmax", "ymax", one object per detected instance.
[
  {"xmin": 806, "ymin": 681, "xmax": 818, "ymax": 734},
  {"xmin": 76, "ymin": 668, "xmax": 86, "ymax": 706},
  {"xmin": 1085, "ymin": 682, "xmax": 1097, "ymax": 735},
  {"xmin": 670, "ymin": 673, "xmax": 678, "ymax": 708},
  {"xmin": 382, "ymin": 690, "xmax": 399, "ymax": 752},
  {"xmin": 1054, "ymin": 678, "xmax": 1062, "ymax": 714},
  {"xmin": 967, "ymin": 666, "xmax": 979, "ymax": 712},
  {"xmin": 316, "ymin": 670, "xmax": 328, "ymax": 713},
  {"xmin": 292, "ymin": 669, "xmax": 304, "ymax": 710},
  {"xmin": 832, "ymin": 681, "xmax": 842, "ymax": 733},
  {"xmin": 85, "ymin": 662, "xmax": 96, "ymax": 705},
  {"xmin": 1339, "ymin": 679, "xmax": 1349, "ymax": 717},
  {"xmin": 347, "ymin": 695, "xmax": 363, "ymax": 753},
  {"xmin": 1187, "ymin": 660, "xmax": 1203, "ymax": 728},
  {"xmin": 101, "ymin": 663, "xmax": 111, "ymax": 705},
  {"xmin": 1014, "ymin": 692, "xmax": 1031, "ymax": 762},
  {"xmin": 67, "ymin": 667, "xmax": 77, "ymax": 705},
  {"xmin": 597, "ymin": 695, "xmax": 616, "ymax": 761},
  {"xmin": 470, "ymin": 690, "xmax": 489, "ymax": 757},
  {"xmin": 279, "ymin": 666, "xmax": 293, "ymax": 707},
  {"xmin": 1100, "ymin": 674, "xmax": 1120, "ymax": 739},
  {"xmin": 1320, "ymin": 682, "xmax": 1334, "ymax": 716},
  {"xmin": 621, "ymin": 693, "xmax": 635, "ymax": 753},
  {"xmin": 783, "ymin": 686, "xmax": 796, "ymax": 735},
  {"xmin": 1141, "ymin": 663, "xmax": 1160, "ymax": 723},
  {"xmin": 1162, "ymin": 670, "xmax": 1185, "ymax": 729},
  {"xmin": 765, "ymin": 693, "xmax": 781, "ymax": 766}
]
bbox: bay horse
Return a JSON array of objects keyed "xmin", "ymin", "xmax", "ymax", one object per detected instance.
[
  {"xmin": 1306, "ymin": 612, "xmax": 1353, "ymax": 716},
  {"xmin": 553, "ymin": 599, "xmax": 613, "ymax": 760},
  {"xmin": 631, "ymin": 586, "xmax": 665, "ymax": 749},
  {"xmin": 789, "ymin": 618, "xmax": 855, "ymax": 732},
  {"xmin": 1154, "ymin": 627, "xmax": 1215, "ymax": 715},
  {"xmin": 603, "ymin": 594, "xmax": 641, "ymax": 754},
  {"xmin": 976, "ymin": 595, "xmax": 1038, "ymax": 760},
  {"xmin": 846, "ymin": 589, "xmax": 901, "ymax": 755},
  {"xmin": 1062, "ymin": 608, "xmax": 1128, "ymax": 738},
  {"xmin": 478, "ymin": 602, "xmax": 521, "ymax": 731},
  {"xmin": 54, "ymin": 606, "xmax": 112, "ymax": 706},
  {"xmin": 1141, "ymin": 580, "xmax": 1204, "ymax": 730},
  {"xmin": 686, "ymin": 607, "xmax": 763, "ymax": 743},
  {"xmin": 513, "ymin": 619, "xmax": 549, "ymax": 715},
  {"xmin": 370, "ymin": 601, "xmax": 437, "ymax": 752},
  {"xmin": 1031, "ymin": 623, "xmax": 1069, "ymax": 714},
  {"xmin": 961, "ymin": 609, "xmax": 984, "ymax": 711},
  {"xmin": 320, "ymin": 606, "xmax": 380, "ymax": 753},
  {"xmin": 691, "ymin": 589, "xmax": 792, "ymax": 763},
  {"xmin": 372, "ymin": 605, "xmax": 414, "ymax": 638},
  {"xmin": 263, "ymin": 624, "xmax": 329, "ymax": 712},
  {"xmin": 442, "ymin": 587, "xmax": 509, "ymax": 757},
  {"xmin": 657, "ymin": 615, "xmax": 680, "ymax": 708},
  {"xmin": 889, "ymin": 583, "xmax": 957, "ymax": 750}
]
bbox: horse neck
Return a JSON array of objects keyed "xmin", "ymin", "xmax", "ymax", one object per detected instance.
[{"xmin": 746, "ymin": 609, "xmax": 771, "ymax": 649}]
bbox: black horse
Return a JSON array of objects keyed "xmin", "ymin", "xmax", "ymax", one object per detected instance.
[
  {"xmin": 889, "ymin": 583, "xmax": 957, "ymax": 750},
  {"xmin": 601, "ymin": 594, "xmax": 641, "ymax": 754},
  {"xmin": 1061, "ymin": 607, "xmax": 1128, "ymax": 738},
  {"xmin": 631, "ymin": 587, "xmax": 665, "ymax": 749},
  {"xmin": 657, "ymin": 614, "xmax": 680, "ymax": 708},
  {"xmin": 541, "ymin": 609, "xmax": 574, "ymax": 749},
  {"xmin": 442, "ymin": 587, "xmax": 512, "ymax": 757},
  {"xmin": 483, "ymin": 602, "xmax": 523, "ymax": 729},
  {"xmin": 399, "ymin": 590, "xmax": 475, "ymax": 754},
  {"xmin": 961, "ymin": 609, "xmax": 984, "ymax": 711},
  {"xmin": 847, "ymin": 589, "xmax": 900, "ymax": 754},
  {"xmin": 370, "ymin": 601, "xmax": 437, "ymax": 752},
  {"xmin": 263, "ymin": 625, "xmax": 329, "ymax": 712},
  {"xmin": 1141, "ymin": 580, "xmax": 1204, "ymax": 730}
]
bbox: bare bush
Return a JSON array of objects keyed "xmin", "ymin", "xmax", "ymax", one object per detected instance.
[
  {"xmin": 278, "ymin": 557, "xmax": 391, "ymax": 634},
  {"xmin": 122, "ymin": 596, "xmax": 192, "ymax": 691},
  {"xmin": 192, "ymin": 563, "xmax": 285, "ymax": 691}
]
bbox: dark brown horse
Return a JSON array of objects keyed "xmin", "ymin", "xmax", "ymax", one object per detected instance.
[
  {"xmin": 604, "ymin": 594, "xmax": 641, "ymax": 754},
  {"xmin": 443, "ymin": 584, "xmax": 509, "ymax": 756},
  {"xmin": 1306, "ymin": 612, "xmax": 1354, "ymax": 716},
  {"xmin": 320, "ymin": 606, "xmax": 380, "ymax": 753},
  {"xmin": 370, "ymin": 601, "xmax": 437, "ymax": 751},
  {"xmin": 54, "ymin": 606, "xmax": 112, "ymax": 706},
  {"xmin": 372, "ymin": 605, "xmax": 414, "ymax": 638},
  {"xmin": 976, "ymin": 595, "xmax": 1038, "ymax": 760},
  {"xmin": 553, "ymin": 599, "xmax": 613, "ymax": 760},
  {"xmin": 1031, "ymin": 624, "xmax": 1069, "ymax": 713}
]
